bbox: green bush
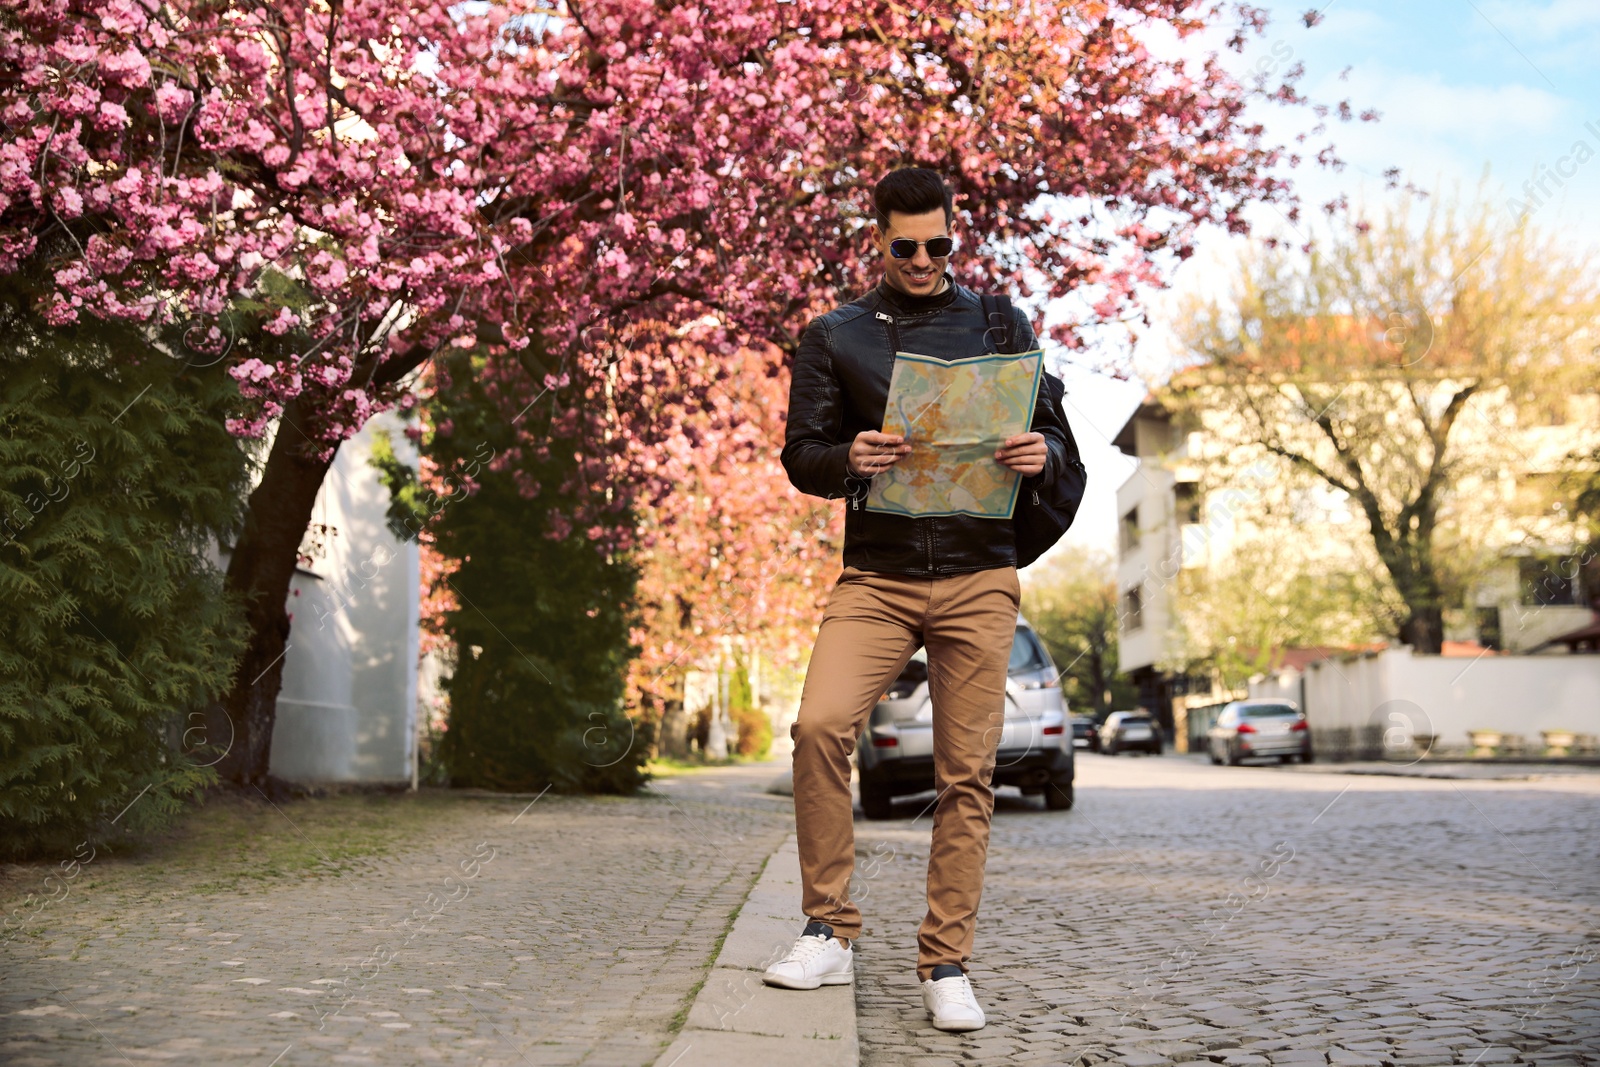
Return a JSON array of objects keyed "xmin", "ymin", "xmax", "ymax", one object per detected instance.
[
  {"xmin": 0, "ymin": 305, "xmax": 249, "ymax": 859},
  {"xmin": 728, "ymin": 659, "xmax": 771, "ymax": 759},
  {"xmin": 731, "ymin": 703, "xmax": 772, "ymax": 759},
  {"xmin": 385, "ymin": 348, "xmax": 648, "ymax": 794}
]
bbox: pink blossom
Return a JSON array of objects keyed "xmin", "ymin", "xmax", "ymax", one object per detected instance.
[
  {"xmin": 99, "ymin": 0, "xmax": 149, "ymax": 33},
  {"xmin": 53, "ymin": 187, "xmax": 84, "ymax": 218},
  {"xmin": 93, "ymin": 101, "xmax": 129, "ymax": 131},
  {"xmin": 230, "ymin": 358, "xmax": 276, "ymax": 384},
  {"xmin": 100, "ymin": 47, "xmax": 151, "ymax": 88},
  {"xmin": 2, "ymin": 0, "xmax": 1322, "ymax": 471},
  {"xmin": 262, "ymin": 306, "xmax": 300, "ymax": 335},
  {"xmin": 154, "ymin": 82, "xmax": 191, "ymax": 123}
]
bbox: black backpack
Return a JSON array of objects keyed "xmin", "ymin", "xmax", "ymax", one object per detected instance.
[{"xmin": 980, "ymin": 293, "xmax": 1089, "ymax": 569}]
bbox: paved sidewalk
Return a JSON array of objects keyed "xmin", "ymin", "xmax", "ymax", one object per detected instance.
[
  {"xmin": 1, "ymin": 764, "xmax": 795, "ymax": 1067},
  {"xmin": 654, "ymin": 834, "xmax": 858, "ymax": 1067},
  {"xmin": 852, "ymin": 753, "xmax": 1600, "ymax": 1066}
]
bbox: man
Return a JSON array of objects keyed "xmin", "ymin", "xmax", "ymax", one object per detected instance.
[{"xmin": 763, "ymin": 167, "xmax": 1074, "ymax": 1032}]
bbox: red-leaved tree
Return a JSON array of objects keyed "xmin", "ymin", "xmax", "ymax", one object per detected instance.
[{"xmin": 622, "ymin": 338, "xmax": 844, "ymax": 753}]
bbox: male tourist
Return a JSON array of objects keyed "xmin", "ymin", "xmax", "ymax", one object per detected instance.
[{"xmin": 764, "ymin": 167, "xmax": 1075, "ymax": 1032}]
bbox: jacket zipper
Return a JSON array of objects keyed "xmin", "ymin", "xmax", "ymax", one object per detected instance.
[
  {"xmin": 848, "ymin": 310, "xmax": 898, "ymax": 514},
  {"xmin": 875, "ymin": 310, "xmax": 901, "ymax": 356}
]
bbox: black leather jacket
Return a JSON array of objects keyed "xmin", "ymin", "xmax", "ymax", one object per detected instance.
[{"xmin": 782, "ymin": 271, "xmax": 1073, "ymax": 577}]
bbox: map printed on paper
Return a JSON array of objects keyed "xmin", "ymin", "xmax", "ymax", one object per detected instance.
[{"xmin": 864, "ymin": 347, "xmax": 1045, "ymax": 520}]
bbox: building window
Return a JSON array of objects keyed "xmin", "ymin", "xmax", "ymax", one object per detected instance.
[
  {"xmin": 1119, "ymin": 506, "xmax": 1140, "ymax": 553},
  {"xmin": 1519, "ymin": 557, "xmax": 1582, "ymax": 607},
  {"xmin": 1476, "ymin": 607, "xmax": 1502, "ymax": 651},
  {"xmin": 1121, "ymin": 584, "xmax": 1144, "ymax": 631},
  {"xmin": 1174, "ymin": 482, "xmax": 1202, "ymax": 525}
]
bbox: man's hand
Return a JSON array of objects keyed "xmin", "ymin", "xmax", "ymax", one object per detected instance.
[
  {"xmin": 995, "ymin": 432, "xmax": 1047, "ymax": 476},
  {"xmin": 848, "ymin": 430, "xmax": 912, "ymax": 477}
]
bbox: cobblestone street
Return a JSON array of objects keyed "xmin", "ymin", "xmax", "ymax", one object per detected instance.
[
  {"xmin": 0, "ymin": 766, "xmax": 793, "ymax": 1067},
  {"xmin": 6, "ymin": 754, "xmax": 1598, "ymax": 1066},
  {"xmin": 853, "ymin": 752, "xmax": 1600, "ymax": 1067}
]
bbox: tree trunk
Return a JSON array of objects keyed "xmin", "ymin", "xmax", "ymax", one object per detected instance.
[
  {"xmin": 706, "ymin": 661, "xmax": 730, "ymax": 759},
  {"xmin": 1087, "ymin": 646, "xmax": 1110, "ymax": 718},
  {"xmin": 1398, "ymin": 603, "xmax": 1445, "ymax": 654},
  {"xmin": 216, "ymin": 397, "xmax": 338, "ymax": 787},
  {"xmin": 1373, "ymin": 532, "xmax": 1446, "ymax": 655},
  {"xmin": 658, "ymin": 697, "xmax": 689, "ymax": 758}
]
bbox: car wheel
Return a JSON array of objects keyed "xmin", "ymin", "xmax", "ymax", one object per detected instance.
[
  {"xmin": 1045, "ymin": 778, "xmax": 1074, "ymax": 811},
  {"xmin": 1301, "ymin": 749, "xmax": 1315, "ymax": 764},
  {"xmin": 1226, "ymin": 742, "xmax": 1241, "ymax": 766},
  {"xmin": 1279, "ymin": 754, "xmax": 1293, "ymax": 764},
  {"xmin": 859, "ymin": 774, "xmax": 894, "ymax": 820}
]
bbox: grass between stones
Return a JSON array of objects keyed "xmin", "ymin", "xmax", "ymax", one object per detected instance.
[
  {"xmin": 0, "ymin": 788, "xmax": 484, "ymax": 923},
  {"xmin": 666, "ymin": 848, "xmax": 774, "ymax": 1039}
]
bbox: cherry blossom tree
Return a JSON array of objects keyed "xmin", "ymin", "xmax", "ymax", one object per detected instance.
[
  {"xmin": 621, "ymin": 337, "xmax": 843, "ymax": 756},
  {"xmin": 3, "ymin": 0, "xmax": 1345, "ymax": 786}
]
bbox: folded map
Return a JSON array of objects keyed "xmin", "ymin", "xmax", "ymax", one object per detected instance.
[{"xmin": 864, "ymin": 347, "xmax": 1045, "ymax": 519}]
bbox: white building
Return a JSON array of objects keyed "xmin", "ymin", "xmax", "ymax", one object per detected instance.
[{"xmin": 221, "ymin": 413, "xmax": 422, "ymax": 785}]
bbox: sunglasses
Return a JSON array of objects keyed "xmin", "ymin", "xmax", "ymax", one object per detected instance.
[{"xmin": 888, "ymin": 236, "xmax": 954, "ymax": 259}]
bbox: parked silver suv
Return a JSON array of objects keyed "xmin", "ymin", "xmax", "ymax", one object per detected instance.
[{"xmin": 854, "ymin": 615, "xmax": 1075, "ymax": 818}]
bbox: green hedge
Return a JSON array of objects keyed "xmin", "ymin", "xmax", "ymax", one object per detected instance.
[
  {"xmin": 0, "ymin": 306, "xmax": 249, "ymax": 859},
  {"xmin": 380, "ymin": 348, "xmax": 648, "ymax": 794}
]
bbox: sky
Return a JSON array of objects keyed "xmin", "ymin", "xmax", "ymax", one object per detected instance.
[{"xmin": 1035, "ymin": 0, "xmax": 1600, "ymax": 570}]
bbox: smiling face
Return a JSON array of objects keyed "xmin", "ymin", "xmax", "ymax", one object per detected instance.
[{"xmin": 871, "ymin": 208, "xmax": 955, "ymax": 298}]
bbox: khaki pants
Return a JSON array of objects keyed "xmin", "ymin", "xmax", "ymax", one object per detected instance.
[{"xmin": 788, "ymin": 563, "xmax": 1021, "ymax": 982}]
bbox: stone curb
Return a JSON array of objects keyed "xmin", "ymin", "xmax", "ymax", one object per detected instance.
[
  {"xmin": 1271, "ymin": 761, "xmax": 1600, "ymax": 780},
  {"xmin": 652, "ymin": 833, "xmax": 858, "ymax": 1067}
]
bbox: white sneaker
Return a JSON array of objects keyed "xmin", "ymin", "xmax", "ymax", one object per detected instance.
[
  {"xmin": 922, "ymin": 971, "xmax": 986, "ymax": 1031},
  {"xmin": 762, "ymin": 923, "xmax": 854, "ymax": 990}
]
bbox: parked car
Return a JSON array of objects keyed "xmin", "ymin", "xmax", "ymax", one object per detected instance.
[
  {"xmin": 855, "ymin": 616, "xmax": 1075, "ymax": 818},
  {"xmin": 1099, "ymin": 711, "xmax": 1162, "ymax": 755},
  {"xmin": 1071, "ymin": 714, "xmax": 1102, "ymax": 752},
  {"xmin": 1207, "ymin": 700, "xmax": 1313, "ymax": 765}
]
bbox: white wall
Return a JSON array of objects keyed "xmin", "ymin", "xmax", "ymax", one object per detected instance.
[
  {"xmin": 269, "ymin": 412, "xmax": 420, "ymax": 784},
  {"xmin": 1258, "ymin": 647, "xmax": 1600, "ymax": 750}
]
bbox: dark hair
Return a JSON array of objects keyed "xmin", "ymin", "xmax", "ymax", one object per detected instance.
[{"xmin": 872, "ymin": 168, "xmax": 953, "ymax": 231}]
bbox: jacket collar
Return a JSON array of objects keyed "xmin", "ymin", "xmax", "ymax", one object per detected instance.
[{"xmin": 875, "ymin": 271, "xmax": 959, "ymax": 315}]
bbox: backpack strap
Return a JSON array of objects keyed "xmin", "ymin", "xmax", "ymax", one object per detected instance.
[{"xmin": 980, "ymin": 293, "xmax": 1015, "ymax": 354}]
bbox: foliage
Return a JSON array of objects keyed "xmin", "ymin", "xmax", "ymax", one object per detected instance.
[
  {"xmin": 0, "ymin": 0, "xmax": 541, "ymax": 448},
  {"xmin": 418, "ymin": 348, "xmax": 646, "ymax": 794},
  {"xmin": 1168, "ymin": 188, "xmax": 1600, "ymax": 652},
  {"xmin": 1021, "ymin": 549, "xmax": 1138, "ymax": 719},
  {"xmin": 1158, "ymin": 535, "xmax": 1384, "ymax": 691},
  {"xmin": 624, "ymin": 340, "xmax": 841, "ymax": 747},
  {"xmin": 0, "ymin": 300, "xmax": 249, "ymax": 859},
  {"xmin": 727, "ymin": 656, "xmax": 771, "ymax": 759},
  {"xmin": 368, "ymin": 427, "xmax": 432, "ymax": 544},
  {"xmin": 2, "ymin": 0, "xmax": 1350, "ymax": 423}
]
